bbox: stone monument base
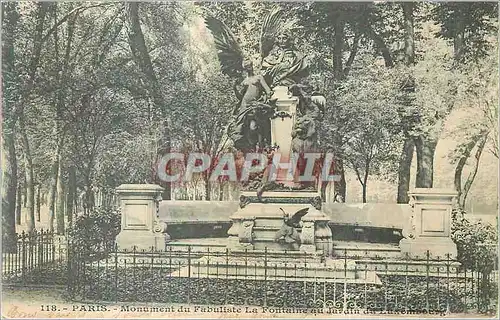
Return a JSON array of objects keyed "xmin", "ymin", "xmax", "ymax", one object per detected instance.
[
  {"xmin": 227, "ymin": 191, "xmax": 332, "ymax": 255},
  {"xmin": 116, "ymin": 230, "xmax": 168, "ymax": 251},
  {"xmin": 399, "ymin": 188, "xmax": 458, "ymax": 259},
  {"xmin": 114, "ymin": 184, "xmax": 169, "ymax": 252}
]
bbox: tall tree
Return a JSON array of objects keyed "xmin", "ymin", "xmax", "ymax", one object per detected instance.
[
  {"xmin": 2, "ymin": 2, "xmax": 20, "ymax": 249},
  {"xmin": 20, "ymin": 2, "xmax": 51, "ymax": 233},
  {"xmin": 396, "ymin": 2, "xmax": 416, "ymax": 202},
  {"xmin": 435, "ymin": 2, "xmax": 498, "ymax": 208},
  {"xmin": 126, "ymin": 2, "xmax": 172, "ymax": 199},
  {"xmin": 450, "ymin": 51, "xmax": 498, "ymax": 209},
  {"xmin": 338, "ymin": 55, "xmax": 401, "ymax": 203}
]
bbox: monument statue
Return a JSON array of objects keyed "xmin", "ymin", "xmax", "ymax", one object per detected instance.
[
  {"xmin": 205, "ymin": 8, "xmax": 333, "ymax": 253},
  {"xmin": 234, "ymin": 60, "xmax": 274, "ymax": 112},
  {"xmin": 261, "ymin": 31, "xmax": 310, "ymax": 87},
  {"xmin": 206, "ymin": 7, "xmax": 326, "ymax": 194},
  {"xmin": 205, "ymin": 10, "xmax": 277, "ymax": 151},
  {"xmin": 289, "ymin": 84, "xmax": 325, "ymax": 154},
  {"xmin": 205, "ymin": 8, "xmax": 313, "ymax": 152}
]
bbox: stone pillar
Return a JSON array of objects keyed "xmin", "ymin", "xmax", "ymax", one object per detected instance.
[
  {"xmin": 299, "ymin": 206, "xmax": 333, "ymax": 255},
  {"xmin": 238, "ymin": 217, "xmax": 255, "ymax": 249},
  {"xmin": 115, "ymin": 184, "xmax": 169, "ymax": 251},
  {"xmin": 270, "ymin": 86, "xmax": 299, "ymax": 186},
  {"xmin": 227, "ymin": 215, "xmax": 242, "ymax": 249},
  {"xmin": 399, "ymin": 188, "xmax": 458, "ymax": 259}
]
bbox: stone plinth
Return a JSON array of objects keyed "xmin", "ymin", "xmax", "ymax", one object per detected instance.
[
  {"xmin": 115, "ymin": 184, "xmax": 169, "ymax": 251},
  {"xmin": 270, "ymin": 86, "xmax": 299, "ymax": 186},
  {"xmin": 228, "ymin": 191, "xmax": 333, "ymax": 255},
  {"xmin": 299, "ymin": 206, "xmax": 333, "ymax": 255},
  {"xmin": 399, "ymin": 188, "xmax": 458, "ymax": 259}
]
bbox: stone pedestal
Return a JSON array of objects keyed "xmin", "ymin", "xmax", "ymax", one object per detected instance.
[
  {"xmin": 228, "ymin": 191, "xmax": 333, "ymax": 256},
  {"xmin": 227, "ymin": 86, "xmax": 333, "ymax": 255},
  {"xmin": 399, "ymin": 188, "xmax": 458, "ymax": 259},
  {"xmin": 299, "ymin": 206, "xmax": 332, "ymax": 254},
  {"xmin": 115, "ymin": 184, "xmax": 169, "ymax": 251},
  {"xmin": 270, "ymin": 86, "xmax": 299, "ymax": 186}
]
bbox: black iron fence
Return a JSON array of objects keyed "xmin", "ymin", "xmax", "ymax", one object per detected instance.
[
  {"xmin": 67, "ymin": 243, "xmax": 498, "ymax": 314},
  {"xmin": 2, "ymin": 230, "xmax": 68, "ymax": 285},
  {"xmin": 2, "ymin": 232, "xmax": 498, "ymax": 315}
]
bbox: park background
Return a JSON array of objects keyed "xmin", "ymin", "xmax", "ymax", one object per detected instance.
[{"xmin": 2, "ymin": 1, "xmax": 498, "ymax": 238}]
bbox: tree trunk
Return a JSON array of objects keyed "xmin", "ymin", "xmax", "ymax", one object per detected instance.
[
  {"xmin": 48, "ymin": 139, "xmax": 62, "ymax": 232},
  {"xmin": 362, "ymin": 164, "xmax": 369, "ymax": 203},
  {"xmin": 402, "ymin": 3, "xmax": 415, "ymax": 65},
  {"xmin": 362, "ymin": 183, "xmax": 367, "ymax": 203},
  {"xmin": 2, "ymin": 2, "xmax": 19, "ymax": 251},
  {"xmin": 56, "ymin": 163, "xmax": 65, "ymax": 234},
  {"xmin": 9, "ymin": 2, "xmax": 50, "ymax": 232},
  {"xmin": 333, "ymin": 18, "xmax": 345, "ymax": 80},
  {"xmin": 320, "ymin": 180, "xmax": 328, "ymax": 202},
  {"xmin": 415, "ymin": 136, "xmax": 437, "ymax": 188},
  {"xmin": 19, "ymin": 116, "xmax": 35, "ymax": 233},
  {"xmin": 2, "ymin": 130, "xmax": 18, "ymax": 252},
  {"xmin": 203, "ymin": 173, "xmax": 211, "ymax": 201},
  {"xmin": 36, "ymin": 184, "xmax": 41, "ymax": 222},
  {"xmin": 66, "ymin": 166, "xmax": 76, "ymax": 225},
  {"xmin": 454, "ymin": 136, "xmax": 481, "ymax": 207},
  {"xmin": 397, "ymin": 137, "xmax": 414, "ymax": 203},
  {"xmin": 218, "ymin": 183, "xmax": 224, "ymax": 201},
  {"xmin": 453, "ymin": 17, "xmax": 465, "ymax": 63},
  {"xmin": 126, "ymin": 2, "xmax": 172, "ymax": 200},
  {"xmin": 352, "ymin": 163, "xmax": 369, "ymax": 204},
  {"xmin": 363, "ymin": 26, "xmax": 394, "ymax": 67},
  {"xmin": 16, "ymin": 182, "xmax": 22, "ymax": 225},
  {"xmin": 41, "ymin": 192, "xmax": 47, "ymax": 205},
  {"xmin": 334, "ymin": 158, "xmax": 346, "ymax": 202},
  {"xmin": 160, "ymin": 121, "xmax": 172, "ymax": 200},
  {"xmin": 396, "ymin": 2, "xmax": 418, "ymax": 200},
  {"xmin": 22, "ymin": 181, "xmax": 27, "ymax": 207},
  {"xmin": 83, "ymin": 166, "xmax": 95, "ymax": 213},
  {"xmin": 459, "ymin": 134, "xmax": 488, "ymax": 208},
  {"xmin": 48, "ymin": 166, "xmax": 57, "ymax": 232}
]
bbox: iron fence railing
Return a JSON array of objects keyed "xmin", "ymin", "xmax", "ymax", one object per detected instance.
[
  {"xmin": 2, "ymin": 232, "xmax": 497, "ymax": 315},
  {"xmin": 2, "ymin": 230, "xmax": 68, "ymax": 286},
  {"xmin": 66, "ymin": 244, "xmax": 498, "ymax": 314},
  {"xmin": 3, "ymin": 230, "xmax": 52, "ymax": 276}
]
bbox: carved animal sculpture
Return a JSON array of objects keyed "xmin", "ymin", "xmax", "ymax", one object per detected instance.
[{"xmin": 275, "ymin": 207, "xmax": 309, "ymax": 249}]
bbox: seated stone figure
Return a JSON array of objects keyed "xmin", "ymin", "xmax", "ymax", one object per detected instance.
[{"xmin": 261, "ymin": 32, "xmax": 310, "ymax": 87}]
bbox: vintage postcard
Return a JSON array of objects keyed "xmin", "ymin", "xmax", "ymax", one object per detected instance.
[{"xmin": 1, "ymin": 1, "xmax": 498, "ymax": 319}]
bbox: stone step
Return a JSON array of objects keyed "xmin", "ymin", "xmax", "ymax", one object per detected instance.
[
  {"xmin": 177, "ymin": 256, "xmax": 382, "ymax": 284},
  {"xmin": 253, "ymin": 225, "xmax": 281, "ymax": 230},
  {"xmin": 332, "ymin": 241, "xmax": 401, "ymax": 259},
  {"xmin": 252, "ymin": 241, "xmax": 297, "ymax": 251},
  {"xmin": 229, "ymin": 248, "xmax": 323, "ymax": 261}
]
